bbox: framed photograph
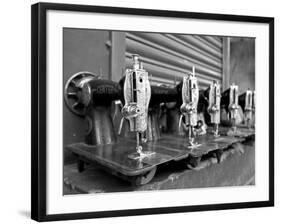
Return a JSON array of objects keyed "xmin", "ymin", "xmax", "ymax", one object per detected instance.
[{"xmin": 31, "ymin": 2, "xmax": 274, "ymax": 222}]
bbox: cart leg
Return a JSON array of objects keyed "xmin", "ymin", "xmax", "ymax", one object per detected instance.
[
  {"xmin": 186, "ymin": 156, "xmax": 201, "ymax": 169},
  {"xmin": 77, "ymin": 159, "xmax": 85, "ymax": 173},
  {"xmin": 213, "ymin": 149, "xmax": 224, "ymax": 163},
  {"xmin": 130, "ymin": 167, "xmax": 157, "ymax": 186}
]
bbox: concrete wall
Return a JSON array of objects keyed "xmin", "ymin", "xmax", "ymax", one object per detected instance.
[
  {"xmin": 229, "ymin": 38, "xmax": 255, "ymax": 93},
  {"xmin": 63, "ymin": 28, "xmax": 110, "ymax": 147}
]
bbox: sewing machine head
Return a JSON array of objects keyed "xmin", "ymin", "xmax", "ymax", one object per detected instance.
[
  {"xmin": 207, "ymin": 81, "xmax": 221, "ymax": 136},
  {"xmin": 121, "ymin": 54, "xmax": 151, "ymax": 133},
  {"xmin": 180, "ymin": 66, "xmax": 199, "ymax": 123},
  {"xmin": 119, "ymin": 62, "xmax": 179, "ymax": 141},
  {"xmin": 239, "ymin": 89, "xmax": 253, "ymax": 128},
  {"xmin": 228, "ymin": 84, "xmax": 239, "ymax": 122},
  {"xmin": 179, "ymin": 66, "xmax": 200, "ymax": 148},
  {"xmin": 121, "ymin": 54, "xmax": 153, "ymax": 159}
]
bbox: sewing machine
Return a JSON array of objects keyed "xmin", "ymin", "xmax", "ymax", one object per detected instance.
[
  {"xmin": 239, "ymin": 90, "xmax": 254, "ymax": 129},
  {"xmin": 252, "ymin": 91, "xmax": 255, "ymax": 127},
  {"xmin": 207, "ymin": 81, "xmax": 221, "ymax": 137},
  {"xmin": 179, "ymin": 66, "xmax": 200, "ymax": 148},
  {"xmin": 220, "ymin": 83, "xmax": 239, "ymax": 135},
  {"xmin": 121, "ymin": 54, "xmax": 155, "ymax": 160}
]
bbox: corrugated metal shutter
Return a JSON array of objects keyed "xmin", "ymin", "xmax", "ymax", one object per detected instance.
[{"xmin": 125, "ymin": 32, "xmax": 223, "ymax": 89}]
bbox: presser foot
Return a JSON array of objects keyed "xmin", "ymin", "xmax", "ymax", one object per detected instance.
[
  {"xmin": 247, "ymin": 127, "xmax": 254, "ymax": 132},
  {"xmin": 212, "ymin": 124, "xmax": 220, "ymax": 137},
  {"xmin": 246, "ymin": 123, "xmax": 254, "ymax": 131},
  {"xmin": 227, "ymin": 126, "xmax": 240, "ymax": 136},
  {"xmin": 185, "ymin": 139, "xmax": 201, "ymax": 149},
  {"xmin": 128, "ymin": 146, "xmax": 155, "ymax": 160},
  {"xmin": 213, "ymin": 130, "xmax": 220, "ymax": 138},
  {"xmin": 245, "ymin": 120, "xmax": 254, "ymax": 131}
]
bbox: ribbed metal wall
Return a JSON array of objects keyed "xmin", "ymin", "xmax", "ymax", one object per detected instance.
[{"xmin": 125, "ymin": 32, "xmax": 223, "ymax": 89}]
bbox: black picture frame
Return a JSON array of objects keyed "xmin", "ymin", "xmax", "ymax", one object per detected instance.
[{"xmin": 31, "ymin": 2, "xmax": 274, "ymax": 222}]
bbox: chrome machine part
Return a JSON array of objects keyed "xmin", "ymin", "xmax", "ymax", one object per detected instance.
[
  {"xmin": 229, "ymin": 83, "xmax": 239, "ymax": 131},
  {"xmin": 121, "ymin": 54, "xmax": 155, "ymax": 159},
  {"xmin": 64, "ymin": 71, "xmax": 98, "ymax": 116},
  {"xmin": 252, "ymin": 90, "xmax": 255, "ymax": 127},
  {"xmin": 244, "ymin": 90, "xmax": 253, "ymax": 128},
  {"xmin": 252, "ymin": 91, "xmax": 255, "ymax": 113},
  {"xmin": 180, "ymin": 66, "xmax": 201, "ymax": 148},
  {"xmin": 238, "ymin": 89, "xmax": 254, "ymax": 129},
  {"xmin": 207, "ymin": 80, "xmax": 221, "ymax": 137}
]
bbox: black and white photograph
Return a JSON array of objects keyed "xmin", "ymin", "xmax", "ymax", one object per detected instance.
[
  {"xmin": 63, "ymin": 29, "xmax": 256, "ymax": 193},
  {"xmin": 30, "ymin": 2, "xmax": 274, "ymax": 222}
]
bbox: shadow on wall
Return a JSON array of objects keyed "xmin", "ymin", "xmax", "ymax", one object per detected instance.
[{"xmin": 230, "ymin": 38, "xmax": 255, "ymax": 93}]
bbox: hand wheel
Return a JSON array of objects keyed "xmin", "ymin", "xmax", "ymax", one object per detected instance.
[{"xmin": 64, "ymin": 71, "xmax": 98, "ymax": 116}]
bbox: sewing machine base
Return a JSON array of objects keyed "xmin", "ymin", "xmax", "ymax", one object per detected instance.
[
  {"xmin": 67, "ymin": 139, "xmax": 185, "ymax": 186},
  {"xmin": 219, "ymin": 126, "xmax": 255, "ymax": 139},
  {"xmin": 158, "ymin": 134, "xmax": 244, "ymax": 168},
  {"xmin": 67, "ymin": 133, "xmax": 245, "ymax": 185}
]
